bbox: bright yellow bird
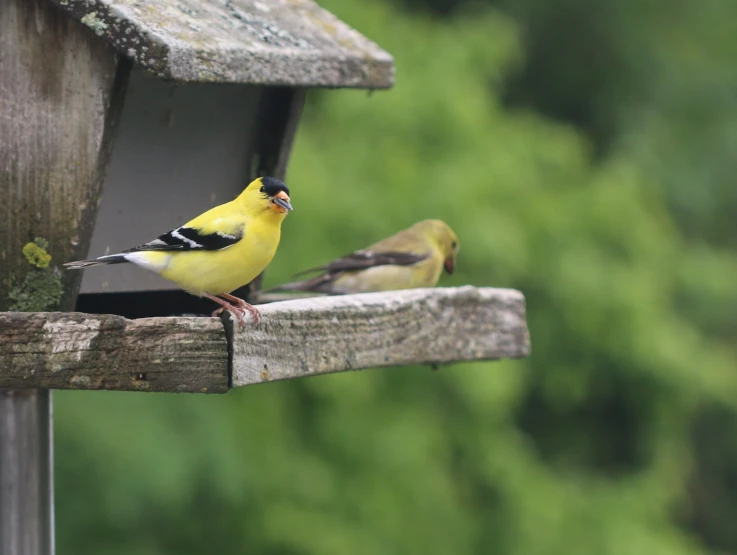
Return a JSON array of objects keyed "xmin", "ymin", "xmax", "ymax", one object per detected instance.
[
  {"xmin": 65, "ymin": 176, "xmax": 293, "ymax": 326},
  {"xmin": 266, "ymin": 219, "xmax": 459, "ymax": 295}
]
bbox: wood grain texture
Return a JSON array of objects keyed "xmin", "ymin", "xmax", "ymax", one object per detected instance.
[
  {"xmin": 0, "ymin": 312, "xmax": 228, "ymax": 393},
  {"xmin": 0, "ymin": 390, "xmax": 53, "ymax": 555},
  {"xmin": 0, "ymin": 0, "xmax": 129, "ymax": 310},
  {"xmin": 0, "ymin": 287, "xmax": 530, "ymax": 392},
  {"xmin": 231, "ymin": 286, "xmax": 530, "ymax": 387}
]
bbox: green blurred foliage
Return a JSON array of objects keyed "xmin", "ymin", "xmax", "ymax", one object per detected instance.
[{"xmin": 55, "ymin": 0, "xmax": 737, "ymax": 554}]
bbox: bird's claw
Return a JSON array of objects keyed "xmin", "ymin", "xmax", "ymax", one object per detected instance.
[
  {"xmin": 210, "ymin": 304, "xmax": 260, "ymax": 329},
  {"xmin": 232, "ymin": 299, "xmax": 261, "ymax": 327},
  {"xmin": 210, "ymin": 306, "xmax": 245, "ymax": 329}
]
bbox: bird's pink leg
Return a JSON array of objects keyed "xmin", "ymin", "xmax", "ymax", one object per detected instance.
[
  {"xmin": 219, "ymin": 292, "xmax": 261, "ymax": 326},
  {"xmin": 204, "ymin": 293, "xmax": 250, "ymax": 329}
]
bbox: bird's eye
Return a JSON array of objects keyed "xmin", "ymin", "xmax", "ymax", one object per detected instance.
[
  {"xmin": 260, "ymin": 186, "xmax": 266, "ymax": 193},
  {"xmin": 451, "ymin": 241, "xmax": 457, "ymax": 249}
]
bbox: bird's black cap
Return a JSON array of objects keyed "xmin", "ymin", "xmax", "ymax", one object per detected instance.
[{"xmin": 260, "ymin": 176, "xmax": 290, "ymax": 196}]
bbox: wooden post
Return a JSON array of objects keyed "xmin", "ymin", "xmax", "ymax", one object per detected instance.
[
  {"xmin": 0, "ymin": 0, "xmax": 129, "ymax": 310},
  {"xmin": 0, "ymin": 390, "xmax": 54, "ymax": 555},
  {"xmin": 0, "ymin": 0, "xmax": 129, "ymax": 552}
]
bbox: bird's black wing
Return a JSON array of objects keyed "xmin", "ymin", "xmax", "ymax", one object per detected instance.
[
  {"xmin": 293, "ymin": 250, "xmax": 429, "ymax": 277},
  {"xmin": 263, "ymin": 250, "xmax": 429, "ymax": 295},
  {"xmin": 123, "ymin": 226, "xmax": 244, "ymax": 253}
]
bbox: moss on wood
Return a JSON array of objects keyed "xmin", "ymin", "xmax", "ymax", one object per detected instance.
[{"xmin": 8, "ymin": 238, "xmax": 64, "ymax": 312}]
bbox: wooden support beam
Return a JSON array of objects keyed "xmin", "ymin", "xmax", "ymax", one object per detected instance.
[
  {"xmin": 0, "ymin": 390, "xmax": 53, "ymax": 555},
  {"xmin": 237, "ymin": 86, "xmax": 307, "ymax": 300},
  {"xmin": 250, "ymin": 87, "xmax": 307, "ymax": 182},
  {"xmin": 0, "ymin": 287, "xmax": 529, "ymax": 393}
]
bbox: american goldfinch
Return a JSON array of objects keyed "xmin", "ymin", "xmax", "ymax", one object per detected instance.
[
  {"xmin": 65, "ymin": 176, "xmax": 293, "ymax": 326},
  {"xmin": 265, "ymin": 219, "xmax": 458, "ymax": 295}
]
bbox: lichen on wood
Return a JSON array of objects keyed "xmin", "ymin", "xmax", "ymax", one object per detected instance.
[
  {"xmin": 7, "ymin": 239, "xmax": 64, "ymax": 312},
  {"xmin": 22, "ymin": 239, "xmax": 53, "ymax": 269}
]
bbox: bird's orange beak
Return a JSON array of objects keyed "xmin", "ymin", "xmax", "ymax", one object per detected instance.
[
  {"xmin": 271, "ymin": 191, "xmax": 293, "ymax": 214},
  {"xmin": 444, "ymin": 257, "xmax": 455, "ymax": 274}
]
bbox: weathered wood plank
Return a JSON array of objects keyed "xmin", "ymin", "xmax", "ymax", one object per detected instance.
[
  {"xmin": 0, "ymin": 287, "xmax": 530, "ymax": 392},
  {"xmin": 0, "ymin": 312, "xmax": 228, "ymax": 393},
  {"xmin": 0, "ymin": 0, "xmax": 130, "ymax": 311},
  {"xmin": 231, "ymin": 286, "xmax": 530, "ymax": 387}
]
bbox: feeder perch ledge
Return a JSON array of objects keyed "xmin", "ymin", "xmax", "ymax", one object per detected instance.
[{"xmin": 0, "ymin": 287, "xmax": 530, "ymax": 393}]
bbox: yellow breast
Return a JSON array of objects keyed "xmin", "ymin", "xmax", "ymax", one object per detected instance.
[{"xmin": 160, "ymin": 220, "xmax": 281, "ymax": 296}]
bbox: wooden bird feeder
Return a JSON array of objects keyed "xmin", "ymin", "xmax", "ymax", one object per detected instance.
[{"xmin": 0, "ymin": 1, "xmax": 530, "ymax": 553}]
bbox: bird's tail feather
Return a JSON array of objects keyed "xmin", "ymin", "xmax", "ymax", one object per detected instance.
[{"xmin": 64, "ymin": 254, "xmax": 129, "ymax": 270}]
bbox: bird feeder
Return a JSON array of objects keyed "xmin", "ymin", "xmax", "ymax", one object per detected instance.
[
  {"xmin": 0, "ymin": 1, "xmax": 529, "ymax": 553},
  {"xmin": 36, "ymin": 0, "xmax": 393, "ymax": 317}
]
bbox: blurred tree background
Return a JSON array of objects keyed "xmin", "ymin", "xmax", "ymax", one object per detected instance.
[{"xmin": 55, "ymin": 0, "xmax": 737, "ymax": 553}]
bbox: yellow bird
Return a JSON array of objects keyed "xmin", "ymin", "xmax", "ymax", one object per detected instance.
[
  {"xmin": 266, "ymin": 219, "xmax": 459, "ymax": 295},
  {"xmin": 65, "ymin": 176, "xmax": 293, "ymax": 326}
]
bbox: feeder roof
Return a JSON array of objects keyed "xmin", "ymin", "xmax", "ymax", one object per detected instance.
[{"xmin": 50, "ymin": 0, "xmax": 394, "ymax": 88}]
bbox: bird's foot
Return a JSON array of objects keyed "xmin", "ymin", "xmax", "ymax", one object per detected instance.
[
  {"xmin": 210, "ymin": 305, "xmax": 248, "ymax": 329},
  {"xmin": 206, "ymin": 294, "xmax": 259, "ymax": 329},
  {"xmin": 220, "ymin": 293, "xmax": 261, "ymax": 327}
]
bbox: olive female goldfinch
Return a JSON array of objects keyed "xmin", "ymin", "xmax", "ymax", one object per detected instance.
[
  {"xmin": 266, "ymin": 219, "xmax": 459, "ymax": 295},
  {"xmin": 65, "ymin": 176, "xmax": 293, "ymax": 326}
]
